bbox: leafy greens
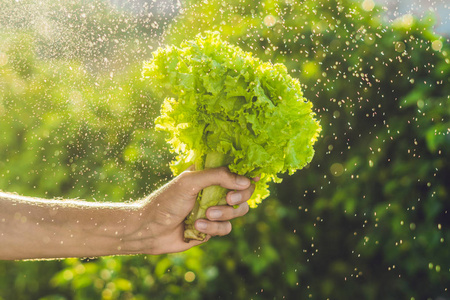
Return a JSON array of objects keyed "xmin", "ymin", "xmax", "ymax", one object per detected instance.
[{"xmin": 143, "ymin": 31, "xmax": 321, "ymax": 241}]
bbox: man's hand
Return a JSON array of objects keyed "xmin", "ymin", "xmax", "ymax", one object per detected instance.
[{"xmin": 121, "ymin": 167, "xmax": 256, "ymax": 255}]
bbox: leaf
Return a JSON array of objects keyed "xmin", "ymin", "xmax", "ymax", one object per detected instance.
[{"xmin": 144, "ymin": 31, "xmax": 321, "ymax": 206}]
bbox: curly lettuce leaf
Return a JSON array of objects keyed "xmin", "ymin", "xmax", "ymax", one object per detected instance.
[{"xmin": 143, "ymin": 31, "xmax": 321, "ymax": 207}]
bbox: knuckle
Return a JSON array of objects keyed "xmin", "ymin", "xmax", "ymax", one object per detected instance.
[
  {"xmin": 247, "ymin": 185, "xmax": 256, "ymax": 199},
  {"xmin": 217, "ymin": 166, "xmax": 229, "ymax": 172},
  {"xmin": 239, "ymin": 190, "xmax": 251, "ymax": 203},
  {"xmin": 242, "ymin": 189, "xmax": 252, "ymax": 201},
  {"xmin": 242, "ymin": 203, "xmax": 250, "ymax": 215},
  {"xmin": 210, "ymin": 221, "xmax": 232, "ymax": 236},
  {"xmin": 176, "ymin": 171, "xmax": 194, "ymax": 189},
  {"xmin": 208, "ymin": 221, "xmax": 220, "ymax": 235},
  {"xmin": 234, "ymin": 203, "xmax": 249, "ymax": 217},
  {"xmin": 217, "ymin": 166, "xmax": 230, "ymax": 177},
  {"xmin": 224, "ymin": 222, "xmax": 232, "ymax": 235}
]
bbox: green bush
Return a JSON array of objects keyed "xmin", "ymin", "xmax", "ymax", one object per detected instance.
[
  {"xmin": 0, "ymin": 31, "xmax": 175, "ymax": 300},
  {"xmin": 165, "ymin": 0, "xmax": 450, "ymax": 298},
  {"xmin": 0, "ymin": 32, "xmax": 170, "ymax": 202},
  {"xmin": 0, "ymin": 0, "xmax": 449, "ymax": 299}
]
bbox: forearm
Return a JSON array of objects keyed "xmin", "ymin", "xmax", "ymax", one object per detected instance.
[{"xmin": 0, "ymin": 192, "xmax": 143, "ymax": 260}]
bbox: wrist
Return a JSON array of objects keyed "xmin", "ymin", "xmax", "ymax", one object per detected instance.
[
  {"xmin": 72, "ymin": 206, "xmax": 128, "ymax": 258},
  {"xmin": 74, "ymin": 201, "xmax": 147, "ymax": 257},
  {"xmin": 115, "ymin": 200, "xmax": 159, "ymax": 256}
]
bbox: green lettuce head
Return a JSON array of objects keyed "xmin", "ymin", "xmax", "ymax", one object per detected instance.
[{"xmin": 143, "ymin": 31, "xmax": 321, "ymax": 241}]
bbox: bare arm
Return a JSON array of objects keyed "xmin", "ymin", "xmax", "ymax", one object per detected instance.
[
  {"xmin": 0, "ymin": 167, "xmax": 254, "ymax": 260},
  {"xmin": 0, "ymin": 193, "xmax": 139, "ymax": 260}
]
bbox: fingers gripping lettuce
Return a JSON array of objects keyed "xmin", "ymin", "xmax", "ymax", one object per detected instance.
[{"xmin": 143, "ymin": 31, "xmax": 321, "ymax": 242}]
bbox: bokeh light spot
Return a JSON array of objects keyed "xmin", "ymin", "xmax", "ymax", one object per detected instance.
[
  {"xmin": 185, "ymin": 271, "xmax": 196, "ymax": 282},
  {"xmin": 395, "ymin": 14, "xmax": 414, "ymax": 28},
  {"xmin": 264, "ymin": 15, "xmax": 277, "ymax": 27},
  {"xmin": 417, "ymin": 99, "xmax": 424, "ymax": 109},
  {"xmin": 330, "ymin": 163, "xmax": 344, "ymax": 177},
  {"xmin": 431, "ymin": 40, "xmax": 443, "ymax": 52},
  {"xmin": 362, "ymin": 0, "xmax": 375, "ymax": 12}
]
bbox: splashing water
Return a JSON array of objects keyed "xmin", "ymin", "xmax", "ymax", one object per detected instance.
[{"xmin": 0, "ymin": 0, "xmax": 449, "ymax": 299}]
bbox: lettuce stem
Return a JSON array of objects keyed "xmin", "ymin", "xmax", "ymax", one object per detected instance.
[{"xmin": 184, "ymin": 151, "xmax": 229, "ymax": 242}]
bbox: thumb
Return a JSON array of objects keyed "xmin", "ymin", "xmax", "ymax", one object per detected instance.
[{"xmin": 179, "ymin": 167, "xmax": 251, "ymax": 196}]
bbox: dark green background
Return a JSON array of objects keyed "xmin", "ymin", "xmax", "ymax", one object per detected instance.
[{"xmin": 0, "ymin": 0, "xmax": 449, "ymax": 299}]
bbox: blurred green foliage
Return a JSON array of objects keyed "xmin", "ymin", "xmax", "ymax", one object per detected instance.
[{"xmin": 0, "ymin": 0, "xmax": 449, "ymax": 299}]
